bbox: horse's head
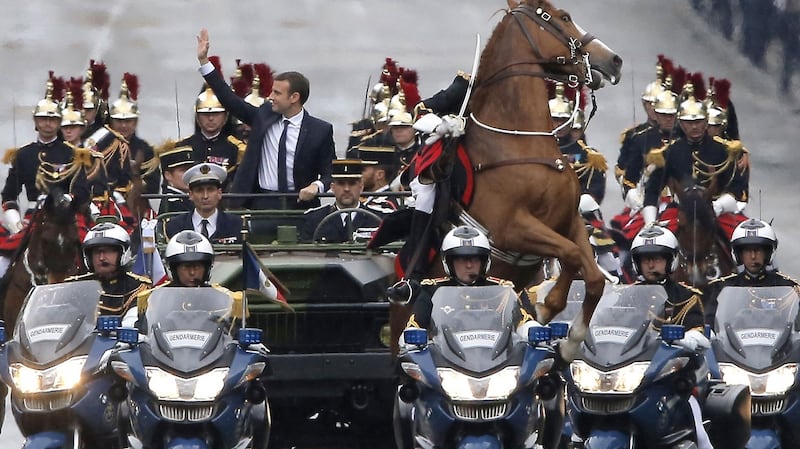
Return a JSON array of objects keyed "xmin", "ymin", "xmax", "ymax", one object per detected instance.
[
  {"xmin": 673, "ymin": 185, "xmax": 726, "ymax": 286},
  {"xmin": 29, "ymin": 188, "xmax": 84, "ymax": 280},
  {"xmin": 497, "ymin": 0, "xmax": 622, "ymax": 89}
]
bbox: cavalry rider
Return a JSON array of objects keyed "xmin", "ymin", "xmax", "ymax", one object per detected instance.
[
  {"xmin": 65, "ymin": 221, "xmax": 151, "ymax": 326},
  {"xmin": 177, "ymin": 57, "xmax": 244, "ymax": 190},
  {"xmin": 703, "ymin": 219, "xmax": 799, "ymax": 329},
  {"xmin": 639, "ymin": 79, "xmax": 748, "ymax": 241},
  {"xmin": 80, "ymin": 60, "xmax": 111, "ymax": 141},
  {"xmin": 1, "ymin": 75, "xmax": 105, "ymax": 258},
  {"xmin": 615, "ymin": 55, "xmax": 670, "ymax": 187},
  {"xmin": 629, "ymin": 225, "xmax": 714, "ymax": 449},
  {"xmin": 401, "ymin": 225, "xmax": 539, "ymax": 336}
]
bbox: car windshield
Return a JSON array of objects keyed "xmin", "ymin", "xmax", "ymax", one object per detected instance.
[{"xmin": 16, "ymin": 280, "xmax": 104, "ymax": 364}]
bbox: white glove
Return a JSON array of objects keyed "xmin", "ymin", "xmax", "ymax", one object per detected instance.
[
  {"xmin": 516, "ymin": 319, "xmax": 544, "ymax": 339},
  {"xmin": 412, "ymin": 113, "xmax": 442, "ymax": 134},
  {"xmin": 712, "ymin": 193, "xmax": 737, "ymax": 217},
  {"xmin": 641, "ymin": 205, "xmax": 658, "ymax": 225},
  {"xmin": 439, "ymin": 114, "xmax": 466, "ymax": 139},
  {"xmin": 89, "ymin": 202, "xmax": 102, "ymax": 221},
  {"xmin": 675, "ymin": 329, "xmax": 710, "ymax": 352},
  {"xmin": 624, "ymin": 189, "xmax": 643, "ymax": 211},
  {"xmin": 113, "ymin": 190, "xmax": 127, "ymax": 206},
  {"xmin": 2, "ymin": 208, "xmax": 23, "ymax": 234},
  {"xmin": 579, "ymin": 194, "xmax": 600, "ymax": 215}
]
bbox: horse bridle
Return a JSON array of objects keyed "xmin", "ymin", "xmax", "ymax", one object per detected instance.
[{"xmin": 470, "ymin": 3, "xmax": 599, "ymax": 139}]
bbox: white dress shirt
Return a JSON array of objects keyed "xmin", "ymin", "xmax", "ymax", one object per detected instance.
[{"xmin": 192, "ymin": 209, "xmax": 218, "ymax": 237}]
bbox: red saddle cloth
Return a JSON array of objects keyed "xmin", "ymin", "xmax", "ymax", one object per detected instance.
[
  {"xmin": 611, "ymin": 204, "xmax": 748, "ymax": 246},
  {"xmin": 0, "ymin": 212, "xmax": 93, "ymax": 254}
]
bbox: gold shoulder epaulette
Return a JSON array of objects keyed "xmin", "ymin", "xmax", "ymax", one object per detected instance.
[
  {"xmin": 619, "ymin": 128, "xmax": 632, "ymax": 144},
  {"xmin": 211, "ymin": 283, "xmax": 235, "ymax": 295},
  {"xmin": 72, "ymin": 147, "xmax": 96, "ymax": 168},
  {"xmin": 156, "ymin": 139, "xmax": 178, "ymax": 155},
  {"xmin": 127, "ymin": 272, "xmax": 152, "ymax": 284},
  {"xmin": 713, "ymin": 136, "xmax": 743, "ymax": 159},
  {"xmin": 137, "ymin": 283, "xmax": 170, "ymax": 314},
  {"xmin": 776, "ymin": 272, "xmax": 800, "ymax": 285},
  {"xmin": 678, "ymin": 281, "xmax": 704, "ymax": 296},
  {"xmin": 646, "ymin": 145, "xmax": 668, "ymax": 168},
  {"xmin": 487, "ymin": 276, "xmax": 514, "ymax": 288},
  {"xmin": 3, "ymin": 147, "xmax": 19, "ymax": 164},
  {"xmin": 227, "ymin": 135, "xmax": 246, "ymax": 152},
  {"xmin": 581, "ymin": 145, "xmax": 608, "ymax": 171},
  {"xmin": 708, "ymin": 273, "xmax": 737, "ymax": 285},
  {"xmin": 421, "ymin": 277, "xmax": 448, "ymax": 286}
]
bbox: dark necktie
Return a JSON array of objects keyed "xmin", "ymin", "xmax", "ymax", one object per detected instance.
[
  {"xmin": 343, "ymin": 212, "xmax": 352, "ymax": 230},
  {"xmin": 200, "ymin": 219, "xmax": 210, "ymax": 238},
  {"xmin": 277, "ymin": 119, "xmax": 290, "ymax": 192}
]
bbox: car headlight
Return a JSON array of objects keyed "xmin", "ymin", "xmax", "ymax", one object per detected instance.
[
  {"xmin": 145, "ymin": 367, "xmax": 229, "ymax": 401},
  {"xmin": 10, "ymin": 356, "xmax": 88, "ymax": 394},
  {"xmin": 570, "ymin": 360, "xmax": 648, "ymax": 394},
  {"xmin": 437, "ymin": 367, "xmax": 519, "ymax": 401},
  {"xmin": 719, "ymin": 363, "xmax": 797, "ymax": 396}
]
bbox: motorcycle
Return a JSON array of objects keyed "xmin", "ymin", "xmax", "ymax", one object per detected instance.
[
  {"xmin": 110, "ymin": 286, "xmax": 270, "ymax": 449},
  {"xmin": 710, "ymin": 285, "xmax": 800, "ymax": 449},
  {"xmin": 394, "ymin": 284, "xmax": 562, "ymax": 449},
  {"xmin": 564, "ymin": 283, "xmax": 750, "ymax": 449},
  {"xmin": 0, "ymin": 280, "xmax": 124, "ymax": 449}
]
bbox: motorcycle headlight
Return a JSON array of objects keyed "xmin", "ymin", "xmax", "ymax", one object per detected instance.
[
  {"xmin": 719, "ymin": 363, "xmax": 797, "ymax": 396},
  {"xmin": 10, "ymin": 356, "xmax": 88, "ymax": 394},
  {"xmin": 437, "ymin": 367, "xmax": 520, "ymax": 401},
  {"xmin": 570, "ymin": 360, "xmax": 649, "ymax": 394},
  {"xmin": 145, "ymin": 367, "xmax": 229, "ymax": 401}
]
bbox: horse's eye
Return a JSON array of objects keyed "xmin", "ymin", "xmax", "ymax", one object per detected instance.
[{"xmin": 562, "ymin": 15, "xmax": 571, "ymax": 23}]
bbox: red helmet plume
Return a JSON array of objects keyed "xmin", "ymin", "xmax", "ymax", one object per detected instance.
[
  {"xmin": 90, "ymin": 60, "xmax": 111, "ymax": 100},
  {"xmin": 252, "ymin": 63, "xmax": 274, "ymax": 98},
  {"xmin": 399, "ymin": 70, "xmax": 421, "ymax": 113},
  {"xmin": 122, "ymin": 72, "xmax": 139, "ymax": 100}
]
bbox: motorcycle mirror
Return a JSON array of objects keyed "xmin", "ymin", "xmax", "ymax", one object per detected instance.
[
  {"xmin": 239, "ymin": 328, "xmax": 263, "ymax": 348},
  {"xmin": 404, "ymin": 328, "xmax": 428, "ymax": 347},
  {"xmin": 117, "ymin": 327, "xmax": 139, "ymax": 345},
  {"xmin": 528, "ymin": 326, "xmax": 552, "ymax": 344},
  {"xmin": 97, "ymin": 315, "xmax": 122, "ymax": 336},
  {"xmin": 550, "ymin": 322, "xmax": 569, "ymax": 339},
  {"xmin": 660, "ymin": 324, "xmax": 685, "ymax": 343}
]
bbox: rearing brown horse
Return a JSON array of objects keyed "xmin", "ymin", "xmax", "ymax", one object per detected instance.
[
  {"xmin": 392, "ymin": 0, "xmax": 622, "ymax": 360},
  {"xmin": 0, "ymin": 189, "xmax": 86, "ymax": 335}
]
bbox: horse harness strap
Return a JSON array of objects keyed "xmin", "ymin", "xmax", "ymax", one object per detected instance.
[{"xmin": 474, "ymin": 156, "xmax": 569, "ymax": 173}]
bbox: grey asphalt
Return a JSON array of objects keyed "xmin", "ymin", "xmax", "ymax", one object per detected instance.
[{"xmin": 2, "ymin": 0, "xmax": 798, "ymax": 445}]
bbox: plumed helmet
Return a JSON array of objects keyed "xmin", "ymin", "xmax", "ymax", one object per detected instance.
[
  {"xmin": 641, "ymin": 80, "xmax": 665, "ymax": 103},
  {"xmin": 652, "ymin": 90, "xmax": 679, "ymax": 115},
  {"xmin": 109, "ymin": 73, "xmax": 140, "ymax": 119},
  {"xmin": 34, "ymin": 72, "xmax": 63, "ymax": 118},
  {"xmin": 549, "ymin": 82, "xmax": 574, "ymax": 119},
  {"xmin": 195, "ymin": 87, "xmax": 226, "ymax": 113},
  {"xmin": 441, "ymin": 226, "xmax": 492, "ymax": 279},
  {"xmin": 731, "ymin": 219, "xmax": 778, "ymax": 265},
  {"xmin": 630, "ymin": 225, "xmax": 679, "ymax": 274},
  {"xmin": 82, "ymin": 222, "xmax": 132, "ymax": 271},
  {"xmin": 61, "ymin": 78, "xmax": 87, "ymax": 127},
  {"xmin": 165, "ymin": 230, "xmax": 214, "ymax": 283},
  {"xmin": 678, "ymin": 96, "xmax": 707, "ymax": 121}
]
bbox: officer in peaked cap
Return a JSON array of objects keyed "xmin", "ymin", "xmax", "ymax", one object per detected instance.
[
  {"xmin": 158, "ymin": 144, "xmax": 197, "ymax": 215},
  {"xmin": 359, "ymin": 146, "xmax": 401, "ymax": 215},
  {"xmin": 299, "ymin": 159, "xmax": 382, "ymax": 243},
  {"xmin": 163, "ymin": 163, "xmax": 241, "ymax": 244}
]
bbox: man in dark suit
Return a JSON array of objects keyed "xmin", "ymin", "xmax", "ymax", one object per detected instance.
[
  {"xmin": 300, "ymin": 159, "xmax": 382, "ymax": 243},
  {"xmin": 196, "ymin": 29, "xmax": 335, "ymax": 210},
  {"xmin": 163, "ymin": 162, "xmax": 241, "ymax": 244}
]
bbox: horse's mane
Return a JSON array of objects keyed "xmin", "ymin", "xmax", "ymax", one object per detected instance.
[{"xmin": 678, "ymin": 187, "xmax": 717, "ymax": 231}]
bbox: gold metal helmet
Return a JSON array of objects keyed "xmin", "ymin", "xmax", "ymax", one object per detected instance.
[
  {"xmin": 549, "ymin": 83, "xmax": 574, "ymax": 119},
  {"xmin": 371, "ymin": 99, "xmax": 390, "ymax": 126},
  {"xmin": 61, "ymin": 89, "xmax": 86, "ymax": 127},
  {"xmin": 641, "ymin": 80, "xmax": 665, "ymax": 103},
  {"xmin": 34, "ymin": 76, "xmax": 62, "ymax": 118},
  {"xmin": 82, "ymin": 68, "xmax": 100, "ymax": 110},
  {"xmin": 389, "ymin": 79, "xmax": 406, "ymax": 113},
  {"xmin": 677, "ymin": 81, "xmax": 706, "ymax": 121},
  {"xmin": 244, "ymin": 76, "xmax": 265, "ymax": 107},
  {"xmin": 109, "ymin": 74, "xmax": 140, "ymax": 119},
  {"xmin": 652, "ymin": 90, "xmax": 678, "ymax": 115},
  {"xmin": 195, "ymin": 87, "xmax": 226, "ymax": 113},
  {"xmin": 707, "ymin": 105, "xmax": 727, "ymax": 126}
]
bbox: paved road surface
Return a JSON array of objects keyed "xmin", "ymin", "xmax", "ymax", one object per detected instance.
[{"xmin": 2, "ymin": 0, "xmax": 798, "ymax": 445}]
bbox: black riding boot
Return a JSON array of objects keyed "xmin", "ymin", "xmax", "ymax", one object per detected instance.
[{"xmin": 387, "ymin": 209, "xmax": 434, "ymax": 303}]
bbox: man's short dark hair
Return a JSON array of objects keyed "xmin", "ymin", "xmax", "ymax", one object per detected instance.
[{"xmin": 276, "ymin": 71, "xmax": 310, "ymax": 105}]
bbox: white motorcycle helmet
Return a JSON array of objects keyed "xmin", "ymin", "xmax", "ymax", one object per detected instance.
[
  {"xmin": 630, "ymin": 225, "xmax": 679, "ymax": 275},
  {"xmin": 730, "ymin": 219, "xmax": 778, "ymax": 266},
  {"xmin": 165, "ymin": 230, "xmax": 215, "ymax": 283},
  {"xmin": 441, "ymin": 226, "xmax": 492, "ymax": 279},
  {"xmin": 82, "ymin": 222, "xmax": 132, "ymax": 271}
]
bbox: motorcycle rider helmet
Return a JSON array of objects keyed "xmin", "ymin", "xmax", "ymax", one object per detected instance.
[
  {"xmin": 82, "ymin": 222, "xmax": 132, "ymax": 271},
  {"xmin": 165, "ymin": 230, "xmax": 215, "ymax": 283},
  {"xmin": 630, "ymin": 225, "xmax": 679, "ymax": 275},
  {"xmin": 730, "ymin": 219, "xmax": 777, "ymax": 266},
  {"xmin": 440, "ymin": 226, "xmax": 492, "ymax": 280}
]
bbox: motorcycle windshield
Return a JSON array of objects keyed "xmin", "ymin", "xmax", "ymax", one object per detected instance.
[
  {"xmin": 144, "ymin": 287, "xmax": 235, "ymax": 373},
  {"xmin": 714, "ymin": 286, "xmax": 799, "ymax": 370},
  {"xmin": 429, "ymin": 286, "xmax": 520, "ymax": 373},
  {"xmin": 15, "ymin": 280, "xmax": 104, "ymax": 364},
  {"xmin": 581, "ymin": 285, "xmax": 667, "ymax": 366},
  {"xmin": 539, "ymin": 280, "xmax": 617, "ymax": 324}
]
